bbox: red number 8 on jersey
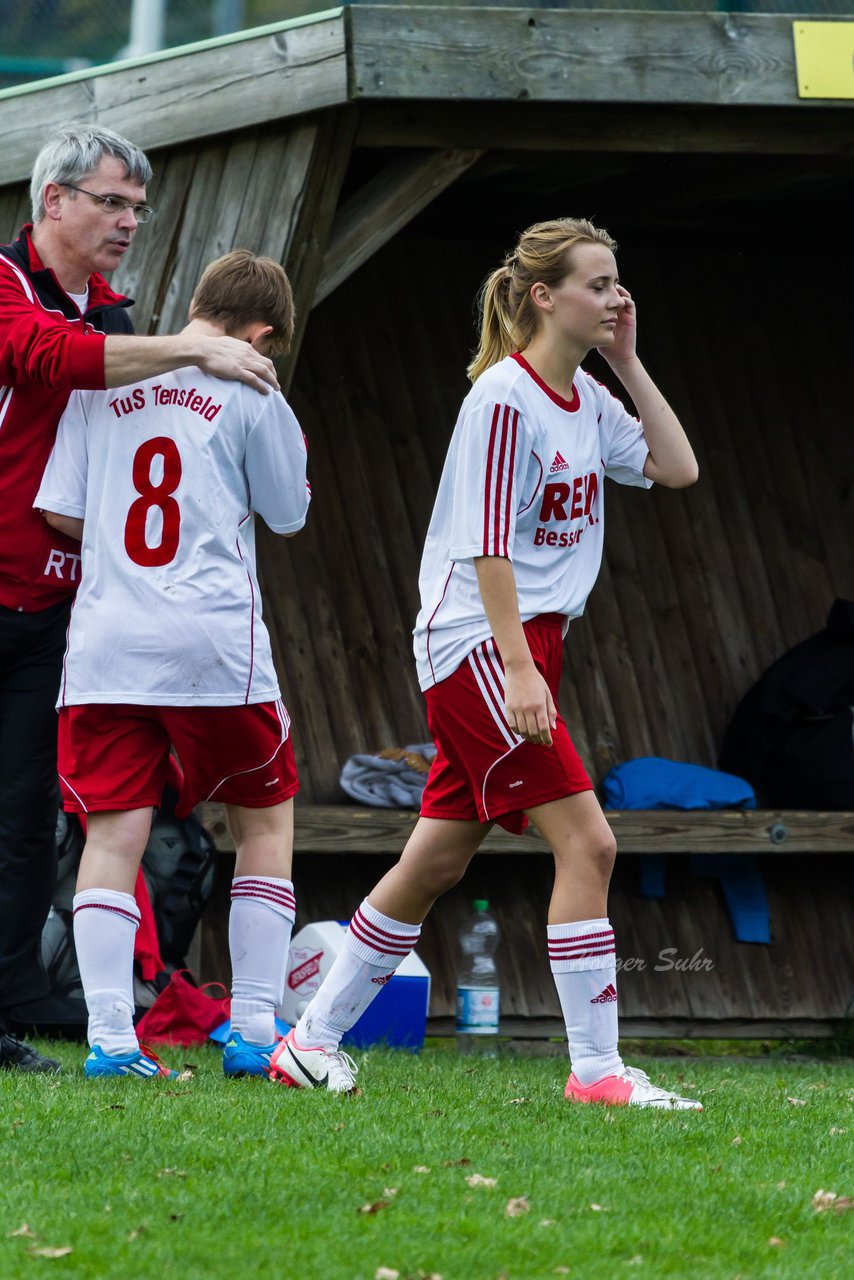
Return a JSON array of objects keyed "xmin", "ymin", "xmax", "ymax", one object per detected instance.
[{"xmin": 124, "ymin": 436, "xmax": 182, "ymax": 568}]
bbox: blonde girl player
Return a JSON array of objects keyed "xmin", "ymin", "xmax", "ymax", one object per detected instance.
[
  {"xmin": 271, "ymin": 218, "xmax": 702, "ymax": 1108},
  {"xmin": 35, "ymin": 252, "xmax": 309, "ymax": 1080}
]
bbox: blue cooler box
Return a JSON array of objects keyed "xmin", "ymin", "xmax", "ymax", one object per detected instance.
[{"xmin": 279, "ymin": 920, "xmax": 431, "ymax": 1051}]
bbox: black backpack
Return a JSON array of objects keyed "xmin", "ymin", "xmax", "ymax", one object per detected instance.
[
  {"xmin": 720, "ymin": 599, "xmax": 854, "ymax": 809},
  {"xmin": 139, "ymin": 782, "xmax": 217, "ymax": 969},
  {"xmin": 24, "ymin": 795, "xmax": 216, "ymax": 1029}
]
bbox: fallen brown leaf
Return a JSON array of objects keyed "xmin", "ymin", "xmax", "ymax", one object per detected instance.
[
  {"xmin": 128, "ymin": 1225, "xmax": 146, "ymax": 1242},
  {"xmin": 505, "ymin": 1196, "xmax": 531, "ymax": 1218},
  {"xmin": 8, "ymin": 1224, "xmax": 37, "ymax": 1238},
  {"xmin": 731, "ymin": 1135, "xmax": 742, "ymax": 1146},
  {"xmin": 466, "ymin": 1174, "xmax": 497, "ymax": 1188},
  {"xmin": 358, "ymin": 1200, "xmax": 391, "ymax": 1215},
  {"xmin": 27, "ymin": 1246, "xmax": 73, "ymax": 1259},
  {"xmin": 374, "ymin": 1269, "xmax": 399, "ymax": 1280},
  {"xmin": 158, "ymin": 1168, "xmax": 187, "ymax": 1178},
  {"xmin": 786, "ymin": 1097, "xmax": 807, "ymax": 1107},
  {"xmin": 538, "ymin": 1219, "xmax": 556, "ymax": 1227},
  {"xmin": 382, "ymin": 1187, "xmax": 398, "ymax": 1199},
  {"xmin": 589, "ymin": 1203, "xmax": 608, "ymax": 1212},
  {"xmin": 812, "ymin": 1189, "xmax": 854, "ymax": 1213},
  {"xmin": 413, "ymin": 1165, "xmax": 431, "ymax": 1174},
  {"xmin": 442, "ymin": 1158, "xmax": 470, "ymax": 1167},
  {"xmin": 830, "ymin": 1127, "xmax": 848, "ymax": 1135},
  {"xmin": 554, "ymin": 1269, "xmax": 571, "ymax": 1276},
  {"xmin": 507, "ymin": 1098, "xmax": 527, "ymax": 1105},
  {"xmin": 768, "ymin": 1237, "xmax": 785, "ymax": 1247}
]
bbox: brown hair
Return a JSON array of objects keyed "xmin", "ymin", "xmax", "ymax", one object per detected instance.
[
  {"xmin": 467, "ymin": 217, "xmax": 617, "ymax": 382},
  {"xmin": 190, "ymin": 250, "xmax": 295, "ymax": 356}
]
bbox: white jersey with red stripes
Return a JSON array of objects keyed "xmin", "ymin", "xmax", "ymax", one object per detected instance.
[
  {"xmin": 35, "ymin": 368, "xmax": 310, "ymax": 706},
  {"xmin": 414, "ymin": 352, "xmax": 651, "ymax": 690}
]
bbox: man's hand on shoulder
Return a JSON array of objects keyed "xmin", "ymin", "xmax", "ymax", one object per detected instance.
[{"xmin": 196, "ymin": 336, "xmax": 280, "ymax": 394}]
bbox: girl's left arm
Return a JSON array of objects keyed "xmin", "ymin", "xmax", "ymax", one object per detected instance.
[{"xmin": 601, "ymin": 287, "xmax": 699, "ymax": 489}]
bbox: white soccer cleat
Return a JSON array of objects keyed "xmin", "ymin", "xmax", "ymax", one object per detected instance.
[
  {"xmin": 565, "ymin": 1064, "xmax": 702, "ymax": 1110},
  {"xmin": 268, "ymin": 1028, "xmax": 359, "ymax": 1094}
]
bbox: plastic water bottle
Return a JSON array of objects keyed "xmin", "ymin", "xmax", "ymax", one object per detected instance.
[{"xmin": 456, "ymin": 899, "xmax": 500, "ymax": 1055}]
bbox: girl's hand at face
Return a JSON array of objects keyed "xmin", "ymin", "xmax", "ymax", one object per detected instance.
[
  {"xmin": 599, "ymin": 284, "xmax": 637, "ymax": 365},
  {"xmin": 504, "ymin": 666, "xmax": 557, "ymax": 747}
]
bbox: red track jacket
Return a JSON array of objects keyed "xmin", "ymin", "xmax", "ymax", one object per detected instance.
[{"xmin": 0, "ymin": 225, "xmax": 133, "ymax": 611}]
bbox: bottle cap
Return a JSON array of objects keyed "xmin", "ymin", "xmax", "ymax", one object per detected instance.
[{"xmin": 473, "ymin": 899, "xmax": 489, "ymax": 912}]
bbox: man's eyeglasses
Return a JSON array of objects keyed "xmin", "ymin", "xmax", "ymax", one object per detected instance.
[{"xmin": 60, "ymin": 183, "xmax": 154, "ymax": 224}]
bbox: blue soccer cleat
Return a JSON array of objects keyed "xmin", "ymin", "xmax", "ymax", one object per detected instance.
[
  {"xmin": 222, "ymin": 1032, "xmax": 282, "ymax": 1079},
  {"xmin": 84, "ymin": 1044, "xmax": 178, "ymax": 1079}
]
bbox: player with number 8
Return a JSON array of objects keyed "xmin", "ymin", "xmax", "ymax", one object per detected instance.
[{"xmin": 35, "ymin": 251, "xmax": 310, "ymax": 1080}]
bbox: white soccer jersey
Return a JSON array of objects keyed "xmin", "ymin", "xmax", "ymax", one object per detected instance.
[
  {"xmin": 35, "ymin": 368, "xmax": 310, "ymax": 706},
  {"xmin": 413, "ymin": 353, "xmax": 651, "ymax": 690}
]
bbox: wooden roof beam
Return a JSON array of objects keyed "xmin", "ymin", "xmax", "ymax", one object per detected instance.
[
  {"xmin": 348, "ymin": 7, "xmax": 850, "ymax": 108},
  {"xmin": 313, "ymin": 146, "xmax": 482, "ymax": 307},
  {"xmin": 0, "ymin": 9, "xmax": 348, "ymax": 185},
  {"xmin": 355, "ymin": 101, "xmax": 854, "ymax": 157}
]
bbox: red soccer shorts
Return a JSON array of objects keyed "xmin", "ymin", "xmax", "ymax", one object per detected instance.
[
  {"xmin": 420, "ymin": 614, "xmax": 592, "ymax": 835},
  {"xmin": 58, "ymin": 699, "xmax": 299, "ymax": 818}
]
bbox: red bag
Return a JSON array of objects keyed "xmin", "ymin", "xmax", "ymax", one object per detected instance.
[{"xmin": 135, "ymin": 970, "xmax": 230, "ymax": 1046}]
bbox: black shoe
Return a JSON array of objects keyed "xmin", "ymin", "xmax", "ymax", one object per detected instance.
[{"xmin": 0, "ymin": 1033, "xmax": 62, "ymax": 1073}]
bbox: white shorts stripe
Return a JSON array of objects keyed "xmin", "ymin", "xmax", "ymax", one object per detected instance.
[
  {"xmin": 467, "ymin": 645, "xmax": 517, "ymax": 750},
  {"xmin": 59, "ymin": 771, "xmax": 89, "ymax": 814},
  {"xmin": 204, "ymin": 704, "xmax": 290, "ymax": 802}
]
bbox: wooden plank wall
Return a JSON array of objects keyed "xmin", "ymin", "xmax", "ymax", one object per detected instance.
[
  {"xmin": 4, "ymin": 128, "xmax": 852, "ymax": 1027},
  {"xmin": 199, "ymin": 851, "xmax": 854, "ymax": 1030},
  {"xmin": 0, "ymin": 111, "xmax": 355, "ymax": 340},
  {"xmin": 281, "ymin": 230, "xmax": 854, "ymax": 799},
  {"xmin": 3, "ymin": 141, "xmax": 849, "ymax": 803}
]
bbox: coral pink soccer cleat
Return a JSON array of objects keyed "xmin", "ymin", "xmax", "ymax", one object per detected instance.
[
  {"xmin": 565, "ymin": 1065, "xmax": 702, "ymax": 1110},
  {"xmin": 268, "ymin": 1028, "xmax": 359, "ymax": 1094}
]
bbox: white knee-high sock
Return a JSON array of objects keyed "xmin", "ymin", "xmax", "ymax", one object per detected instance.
[
  {"xmin": 73, "ymin": 889, "xmax": 140, "ymax": 1055},
  {"xmin": 295, "ymin": 898, "xmax": 421, "ymax": 1049},
  {"xmin": 229, "ymin": 876, "xmax": 296, "ymax": 1046},
  {"xmin": 548, "ymin": 918, "xmax": 623, "ymax": 1085}
]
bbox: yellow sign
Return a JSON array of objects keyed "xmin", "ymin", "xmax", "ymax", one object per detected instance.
[{"xmin": 793, "ymin": 21, "xmax": 854, "ymax": 99}]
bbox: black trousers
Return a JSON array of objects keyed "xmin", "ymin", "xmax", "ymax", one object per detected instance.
[{"xmin": 0, "ymin": 598, "xmax": 70, "ymax": 1025}]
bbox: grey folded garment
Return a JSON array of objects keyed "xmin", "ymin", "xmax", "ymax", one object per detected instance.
[{"xmin": 339, "ymin": 743, "xmax": 437, "ymax": 809}]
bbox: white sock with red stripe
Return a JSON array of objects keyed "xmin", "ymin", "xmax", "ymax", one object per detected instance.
[
  {"xmin": 73, "ymin": 889, "xmax": 141, "ymax": 1056},
  {"xmin": 294, "ymin": 898, "xmax": 421, "ymax": 1050},
  {"xmin": 229, "ymin": 876, "xmax": 296, "ymax": 1046},
  {"xmin": 548, "ymin": 918, "xmax": 623, "ymax": 1086}
]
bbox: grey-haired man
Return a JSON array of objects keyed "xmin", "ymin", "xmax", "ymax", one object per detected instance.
[{"xmin": 0, "ymin": 124, "xmax": 278, "ymax": 1071}]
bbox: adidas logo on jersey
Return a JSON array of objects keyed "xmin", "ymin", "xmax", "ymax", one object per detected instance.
[
  {"xmin": 591, "ymin": 983, "xmax": 618, "ymax": 1004},
  {"xmin": 549, "ymin": 451, "xmax": 570, "ymax": 474}
]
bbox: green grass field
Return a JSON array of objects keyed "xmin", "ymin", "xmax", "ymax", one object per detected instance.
[{"xmin": 1, "ymin": 1040, "xmax": 852, "ymax": 1280}]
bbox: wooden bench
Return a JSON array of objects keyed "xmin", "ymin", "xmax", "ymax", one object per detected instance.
[
  {"xmin": 196, "ymin": 803, "xmax": 854, "ymax": 1039},
  {"xmin": 201, "ymin": 803, "xmax": 854, "ymax": 856}
]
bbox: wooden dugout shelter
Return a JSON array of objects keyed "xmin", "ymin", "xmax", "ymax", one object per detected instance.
[{"xmin": 1, "ymin": 6, "xmax": 852, "ymax": 1036}]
